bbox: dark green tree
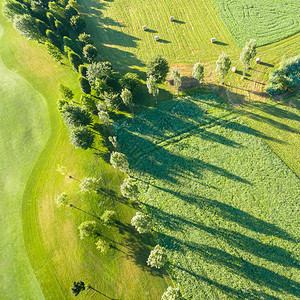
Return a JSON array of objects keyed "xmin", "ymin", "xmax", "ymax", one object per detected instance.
[
  {"xmin": 65, "ymin": 4, "xmax": 78, "ymax": 20},
  {"xmin": 86, "ymin": 61, "xmax": 113, "ymax": 87},
  {"xmin": 59, "ymin": 84, "xmax": 74, "ymax": 101},
  {"xmin": 78, "ymin": 221, "xmax": 97, "ymax": 239},
  {"xmin": 79, "ymin": 64, "xmax": 87, "ymax": 77},
  {"xmin": 55, "ymin": 19, "xmax": 68, "ymax": 37},
  {"xmin": 78, "ymin": 32, "xmax": 93, "ymax": 47},
  {"xmin": 79, "ymin": 76, "xmax": 91, "ymax": 94},
  {"xmin": 46, "ymin": 29, "xmax": 61, "ymax": 48},
  {"xmin": 119, "ymin": 72, "xmax": 139, "ymax": 94},
  {"xmin": 83, "ymin": 44, "xmax": 98, "ymax": 62},
  {"xmin": 81, "ymin": 95, "xmax": 97, "ymax": 113},
  {"xmin": 70, "ymin": 126, "xmax": 95, "ymax": 149},
  {"xmin": 70, "ymin": 15, "xmax": 86, "ymax": 33},
  {"xmin": 46, "ymin": 42, "xmax": 63, "ymax": 63},
  {"xmin": 46, "ymin": 12, "xmax": 55, "ymax": 29},
  {"xmin": 3, "ymin": 0, "xmax": 29, "ymax": 20},
  {"xmin": 62, "ymin": 104, "xmax": 92, "ymax": 127},
  {"xmin": 147, "ymin": 55, "xmax": 169, "ymax": 83},
  {"xmin": 68, "ymin": 51, "xmax": 83, "ymax": 72},
  {"xmin": 36, "ymin": 19, "xmax": 48, "ymax": 37},
  {"xmin": 70, "ymin": 280, "xmax": 85, "ymax": 296},
  {"xmin": 13, "ymin": 14, "xmax": 42, "ymax": 42}
]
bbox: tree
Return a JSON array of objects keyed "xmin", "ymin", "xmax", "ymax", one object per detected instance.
[
  {"xmin": 78, "ymin": 221, "xmax": 97, "ymax": 239},
  {"xmin": 46, "ymin": 29, "xmax": 61, "ymax": 48},
  {"xmin": 55, "ymin": 192, "xmax": 69, "ymax": 207},
  {"xmin": 79, "ymin": 76, "xmax": 91, "ymax": 94},
  {"xmin": 147, "ymin": 245, "xmax": 167, "ymax": 269},
  {"xmin": 101, "ymin": 210, "xmax": 116, "ymax": 225},
  {"xmin": 63, "ymin": 36, "xmax": 77, "ymax": 53},
  {"xmin": 240, "ymin": 39, "xmax": 257, "ymax": 78},
  {"xmin": 55, "ymin": 19, "xmax": 68, "ymax": 37},
  {"xmin": 95, "ymin": 238, "xmax": 109, "ymax": 253},
  {"xmin": 59, "ymin": 84, "xmax": 74, "ymax": 101},
  {"xmin": 94, "ymin": 79, "xmax": 111, "ymax": 95},
  {"xmin": 103, "ymin": 92, "xmax": 120, "ymax": 110},
  {"xmin": 68, "ymin": 51, "xmax": 83, "ymax": 72},
  {"xmin": 192, "ymin": 62, "xmax": 204, "ymax": 84},
  {"xmin": 13, "ymin": 14, "xmax": 42, "ymax": 42},
  {"xmin": 147, "ymin": 55, "xmax": 169, "ymax": 83},
  {"xmin": 46, "ymin": 42, "xmax": 63, "ymax": 63},
  {"xmin": 65, "ymin": 4, "xmax": 78, "ymax": 20},
  {"xmin": 161, "ymin": 286, "xmax": 182, "ymax": 300},
  {"xmin": 81, "ymin": 94, "xmax": 97, "ymax": 113},
  {"xmin": 62, "ymin": 104, "xmax": 92, "ymax": 127},
  {"xmin": 3, "ymin": 0, "xmax": 29, "ymax": 20},
  {"xmin": 79, "ymin": 64, "xmax": 87, "ymax": 77},
  {"xmin": 46, "ymin": 12, "xmax": 55, "ymax": 29},
  {"xmin": 69, "ymin": 126, "xmax": 95, "ymax": 149},
  {"xmin": 98, "ymin": 110, "xmax": 111, "ymax": 127},
  {"xmin": 169, "ymin": 69, "xmax": 182, "ymax": 96},
  {"xmin": 36, "ymin": 19, "xmax": 48, "ymax": 38},
  {"xmin": 216, "ymin": 53, "xmax": 231, "ymax": 84},
  {"xmin": 108, "ymin": 136, "xmax": 118, "ymax": 149},
  {"xmin": 79, "ymin": 177, "xmax": 100, "ymax": 193},
  {"xmin": 70, "ymin": 280, "xmax": 85, "ymax": 297},
  {"xmin": 86, "ymin": 61, "xmax": 113, "ymax": 87},
  {"xmin": 119, "ymin": 72, "xmax": 139, "ymax": 94},
  {"xmin": 70, "ymin": 15, "xmax": 86, "ymax": 33},
  {"xmin": 147, "ymin": 75, "xmax": 159, "ymax": 104},
  {"xmin": 120, "ymin": 88, "xmax": 133, "ymax": 112},
  {"xmin": 131, "ymin": 212, "xmax": 152, "ymax": 234},
  {"xmin": 83, "ymin": 44, "xmax": 98, "ymax": 62},
  {"xmin": 78, "ymin": 32, "xmax": 93, "ymax": 47},
  {"xmin": 110, "ymin": 151, "xmax": 129, "ymax": 173},
  {"xmin": 120, "ymin": 178, "xmax": 138, "ymax": 200}
]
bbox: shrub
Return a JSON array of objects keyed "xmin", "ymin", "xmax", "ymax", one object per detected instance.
[
  {"xmin": 46, "ymin": 29, "xmax": 61, "ymax": 48},
  {"xmin": 55, "ymin": 192, "xmax": 69, "ymax": 207},
  {"xmin": 95, "ymin": 239, "xmax": 109, "ymax": 253},
  {"xmin": 147, "ymin": 245, "xmax": 167, "ymax": 269},
  {"xmin": 68, "ymin": 51, "xmax": 82, "ymax": 72},
  {"xmin": 79, "ymin": 76, "xmax": 91, "ymax": 94}
]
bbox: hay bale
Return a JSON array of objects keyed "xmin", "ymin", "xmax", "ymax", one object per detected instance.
[
  {"xmin": 170, "ymin": 16, "xmax": 174, "ymax": 21},
  {"xmin": 211, "ymin": 37, "xmax": 215, "ymax": 43},
  {"xmin": 256, "ymin": 57, "xmax": 261, "ymax": 64},
  {"xmin": 142, "ymin": 25, "xmax": 147, "ymax": 31},
  {"xmin": 155, "ymin": 36, "xmax": 159, "ymax": 41},
  {"xmin": 231, "ymin": 66, "xmax": 237, "ymax": 73}
]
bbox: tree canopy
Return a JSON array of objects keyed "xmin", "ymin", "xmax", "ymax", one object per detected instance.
[
  {"xmin": 69, "ymin": 126, "xmax": 95, "ymax": 150},
  {"xmin": 147, "ymin": 55, "xmax": 169, "ymax": 83},
  {"xmin": 216, "ymin": 53, "xmax": 231, "ymax": 84}
]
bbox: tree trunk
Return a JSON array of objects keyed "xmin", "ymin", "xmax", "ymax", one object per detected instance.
[{"xmin": 243, "ymin": 66, "xmax": 246, "ymax": 78}]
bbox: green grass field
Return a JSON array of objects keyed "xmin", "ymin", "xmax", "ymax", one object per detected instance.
[
  {"xmin": 0, "ymin": 22, "xmax": 47, "ymax": 299},
  {"xmin": 116, "ymin": 92, "xmax": 300, "ymax": 299},
  {"xmin": 210, "ymin": 0, "xmax": 300, "ymax": 47}
]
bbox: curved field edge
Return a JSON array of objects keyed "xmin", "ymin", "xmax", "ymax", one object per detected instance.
[
  {"xmin": 0, "ymin": 10, "xmax": 171, "ymax": 300},
  {"xmin": 0, "ymin": 22, "xmax": 46, "ymax": 299},
  {"xmin": 116, "ymin": 93, "xmax": 300, "ymax": 299}
]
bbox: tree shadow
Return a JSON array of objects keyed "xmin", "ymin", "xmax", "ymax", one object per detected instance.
[
  {"xmin": 69, "ymin": 204, "xmax": 101, "ymax": 220},
  {"xmin": 235, "ymin": 70, "xmax": 251, "ymax": 77},
  {"xmin": 88, "ymin": 286, "xmax": 118, "ymax": 299},
  {"xmin": 145, "ymin": 29, "xmax": 157, "ymax": 33}
]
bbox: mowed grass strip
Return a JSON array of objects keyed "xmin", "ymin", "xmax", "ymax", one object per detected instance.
[
  {"xmin": 0, "ymin": 11, "xmax": 171, "ymax": 300},
  {"xmin": 116, "ymin": 92, "xmax": 300, "ymax": 299},
  {"xmin": 210, "ymin": 0, "xmax": 300, "ymax": 47},
  {"xmin": 0, "ymin": 23, "xmax": 47, "ymax": 300}
]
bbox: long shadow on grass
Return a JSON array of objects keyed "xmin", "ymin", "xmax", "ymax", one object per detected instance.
[
  {"xmin": 144, "ymin": 189, "xmax": 296, "ymax": 242},
  {"xmin": 178, "ymin": 244, "xmax": 300, "ymax": 298}
]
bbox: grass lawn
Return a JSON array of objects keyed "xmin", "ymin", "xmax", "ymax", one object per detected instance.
[
  {"xmin": 0, "ymin": 9, "xmax": 170, "ymax": 300},
  {"xmin": 0, "ymin": 23, "xmax": 47, "ymax": 299},
  {"xmin": 116, "ymin": 92, "xmax": 300, "ymax": 299}
]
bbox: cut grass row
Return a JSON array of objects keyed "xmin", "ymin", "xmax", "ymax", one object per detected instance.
[
  {"xmin": 116, "ymin": 92, "xmax": 300, "ymax": 299},
  {"xmin": 0, "ymin": 11, "xmax": 170, "ymax": 300}
]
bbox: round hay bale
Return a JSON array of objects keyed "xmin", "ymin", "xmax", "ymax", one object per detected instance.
[
  {"xmin": 256, "ymin": 57, "xmax": 261, "ymax": 64},
  {"xmin": 211, "ymin": 37, "xmax": 215, "ymax": 43},
  {"xmin": 170, "ymin": 16, "xmax": 174, "ymax": 21},
  {"xmin": 231, "ymin": 66, "xmax": 237, "ymax": 73},
  {"xmin": 142, "ymin": 25, "xmax": 147, "ymax": 31},
  {"xmin": 155, "ymin": 36, "xmax": 159, "ymax": 41}
]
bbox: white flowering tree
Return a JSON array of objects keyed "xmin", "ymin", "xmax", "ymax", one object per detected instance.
[
  {"xmin": 161, "ymin": 286, "xmax": 182, "ymax": 300},
  {"xmin": 147, "ymin": 245, "xmax": 167, "ymax": 269},
  {"xmin": 55, "ymin": 192, "xmax": 69, "ymax": 207},
  {"xmin": 79, "ymin": 177, "xmax": 101, "ymax": 193},
  {"xmin": 110, "ymin": 151, "xmax": 129, "ymax": 173},
  {"xmin": 131, "ymin": 212, "xmax": 152, "ymax": 234}
]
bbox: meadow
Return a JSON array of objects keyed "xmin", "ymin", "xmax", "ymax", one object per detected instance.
[
  {"xmin": 210, "ymin": 0, "xmax": 300, "ymax": 47},
  {"xmin": 116, "ymin": 92, "xmax": 300, "ymax": 299}
]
